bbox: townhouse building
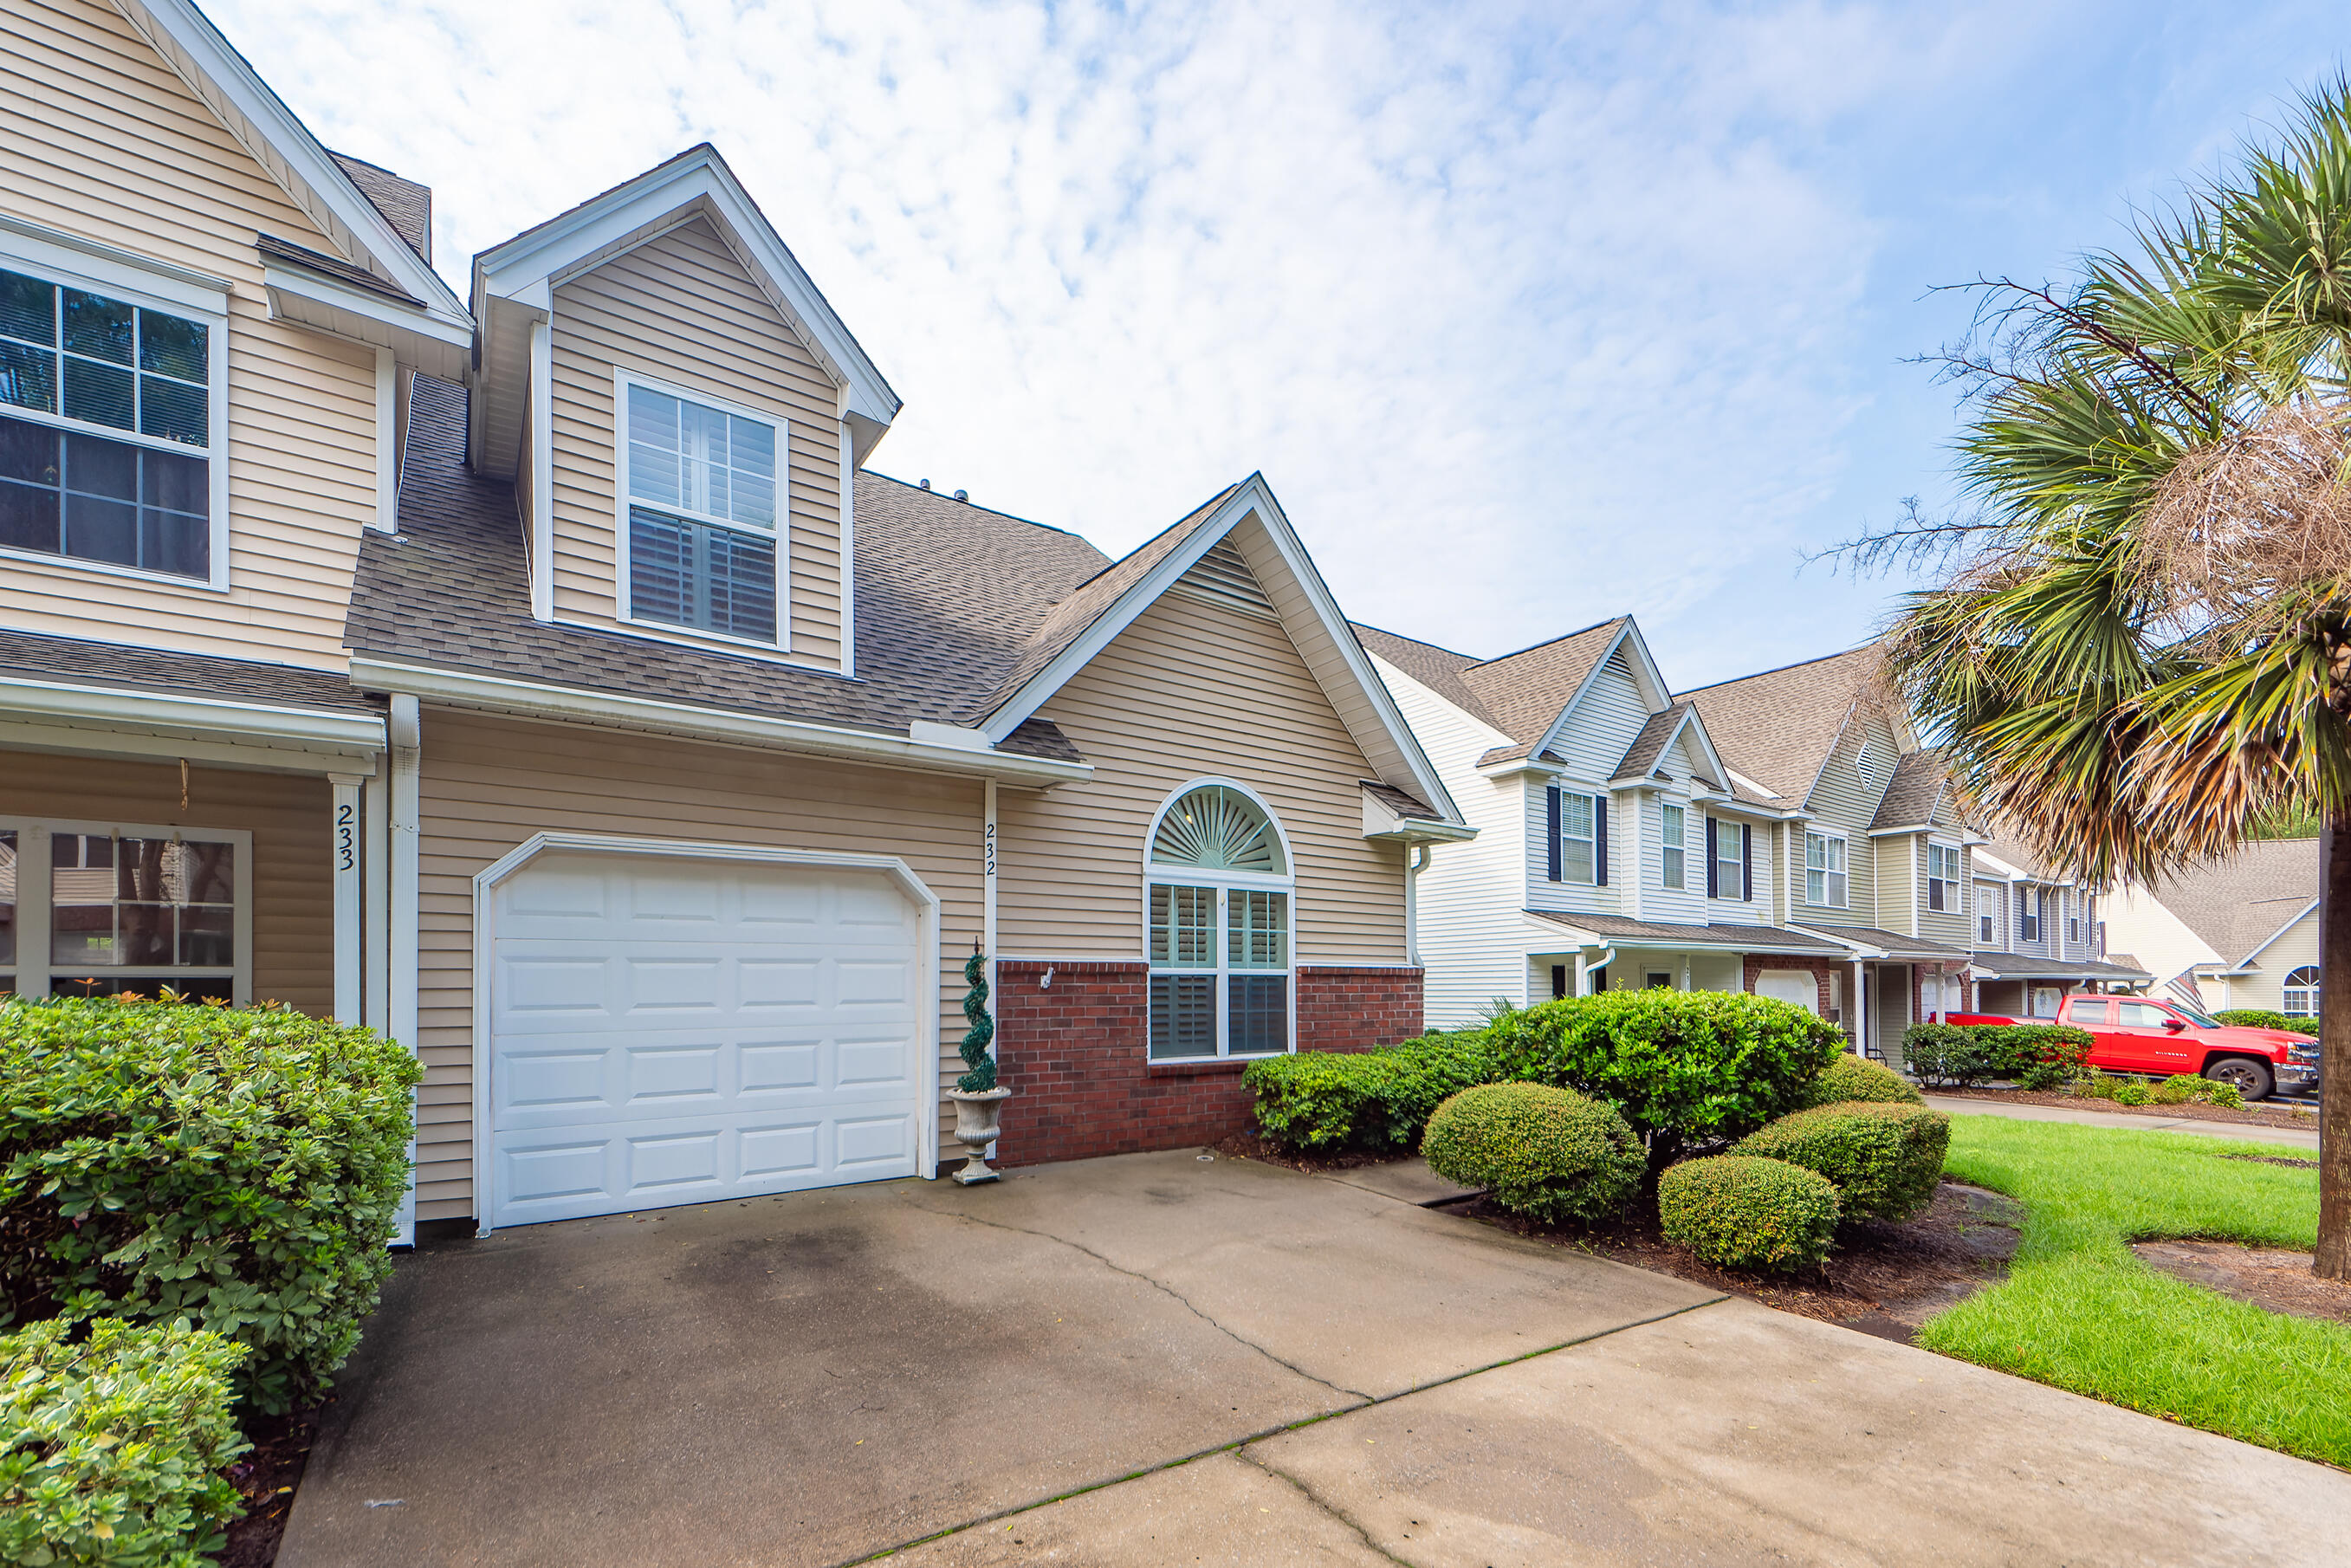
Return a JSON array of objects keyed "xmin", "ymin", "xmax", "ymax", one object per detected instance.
[
  {"xmin": 0, "ymin": 0, "xmax": 1467, "ymax": 1236},
  {"xmin": 2103, "ymin": 838, "xmax": 2319, "ymax": 1017}
]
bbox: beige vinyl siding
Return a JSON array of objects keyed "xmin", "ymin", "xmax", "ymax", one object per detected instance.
[
  {"xmin": 411, "ymin": 709, "xmax": 982, "ymax": 1221},
  {"xmin": 1877, "ymin": 832, "xmax": 1919, "ymax": 934},
  {"xmin": 0, "ymin": 0, "xmax": 379, "ymax": 666},
  {"xmin": 1368, "ymin": 652, "xmax": 1526, "ymax": 1025},
  {"xmin": 0, "ymin": 748, "xmax": 331, "ymax": 1011},
  {"xmin": 547, "ymin": 218, "xmax": 845, "ymax": 669},
  {"xmin": 996, "ymin": 593, "xmax": 1405, "ymax": 965},
  {"xmin": 1793, "ymin": 721, "xmax": 1889, "ymax": 927},
  {"xmin": 1918, "ymin": 839, "xmax": 1973, "ymax": 950},
  {"xmin": 2232, "ymin": 910, "xmax": 2321, "ymax": 1014}
]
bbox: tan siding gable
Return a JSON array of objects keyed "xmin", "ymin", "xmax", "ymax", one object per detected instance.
[
  {"xmin": 0, "ymin": 0, "xmax": 377, "ymax": 667},
  {"xmin": 1792, "ymin": 717, "xmax": 1889, "ymax": 927},
  {"xmin": 996, "ymin": 591, "xmax": 1404, "ymax": 966},
  {"xmin": 548, "ymin": 217, "xmax": 845, "ymax": 670}
]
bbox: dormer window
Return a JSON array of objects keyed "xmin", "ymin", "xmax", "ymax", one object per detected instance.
[{"xmin": 619, "ymin": 373, "xmax": 781, "ymax": 646}]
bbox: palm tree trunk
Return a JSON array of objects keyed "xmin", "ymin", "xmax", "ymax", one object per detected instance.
[{"xmin": 2319, "ymin": 817, "xmax": 2351, "ymax": 1280}]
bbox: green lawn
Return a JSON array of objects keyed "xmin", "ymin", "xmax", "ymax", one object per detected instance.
[{"xmin": 1923, "ymin": 1115, "xmax": 2351, "ymax": 1466}]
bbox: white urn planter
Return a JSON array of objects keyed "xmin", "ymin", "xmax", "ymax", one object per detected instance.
[{"xmin": 946, "ymin": 1086, "xmax": 1014, "ymax": 1184}]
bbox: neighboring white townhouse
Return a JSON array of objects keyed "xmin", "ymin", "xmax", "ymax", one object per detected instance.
[{"xmin": 2104, "ymin": 838, "xmax": 2320, "ymax": 1018}]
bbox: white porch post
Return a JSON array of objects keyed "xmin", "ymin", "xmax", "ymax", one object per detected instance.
[
  {"xmin": 328, "ymin": 774, "xmax": 365, "ymax": 1024},
  {"xmin": 389, "ymin": 695, "xmax": 422, "ymax": 1245},
  {"xmin": 363, "ymin": 767, "xmax": 390, "ymax": 1034}
]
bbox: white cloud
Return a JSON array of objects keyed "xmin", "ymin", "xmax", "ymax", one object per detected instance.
[{"xmin": 204, "ymin": 0, "xmax": 2315, "ymax": 685}]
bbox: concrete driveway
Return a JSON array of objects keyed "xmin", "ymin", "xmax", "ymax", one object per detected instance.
[{"xmin": 282, "ymin": 1150, "xmax": 2349, "ymax": 1568}]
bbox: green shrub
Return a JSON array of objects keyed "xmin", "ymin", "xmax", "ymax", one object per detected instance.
[
  {"xmin": 0, "ymin": 997, "xmax": 423, "ymax": 1413},
  {"xmin": 1732, "ymin": 1101, "xmax": 1952, "ymax": 1221},
  {"xmin": 2207, "ymin": 1080, "xmax": 2246, "ymax": 1109},
  {"xmin": 1797, "ymin": 1053, "xmax": 1922, "ymax": 1108},
  {"xmin": 1901, "ymin": 1024, "xmax": 2003, "ymax": 1087},
  {"xmin": 1657, "ymin": 1156, "xmax": 1839, "ymax": 1272},
  {"xmin": 2153, "ymin": 1073, "xmax": 2203, "ymax": 1105},
  {"xmin": 1483, "ymin": 991, "xmax": 1844, "ymax": 1164},
  {"xmin": 1242, "ymin": 1033, "xmax": 1506, "ymax": 1151},
  {"xmin": 2112, "ymin": 1077, "xmax": 2153, "ymax": 1106},
  {"xmin": 1422, "ymin": 1084, "xmax": 1642, "ymax": 1224},
  {"xmin": 0, "ymin": 1317, "xmax": 248, "ymax": 1568},
  {"xmin": 2215, "ymin": 1008, "xmax": 2293, "ymax": 1032}
]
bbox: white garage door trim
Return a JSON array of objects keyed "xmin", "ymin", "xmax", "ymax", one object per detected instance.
[{"xmin": 470, "ymin": 832, "xmax": 942, "ymax": 1236}]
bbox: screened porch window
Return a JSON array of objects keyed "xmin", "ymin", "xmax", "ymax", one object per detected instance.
[
  {"xmin": 623, "ymin": 379, "xmax": 780, "ymax": 644},
  {"xmin": 1147, "ymin": 784, "xmax": 1292, "ymax": 1060}
]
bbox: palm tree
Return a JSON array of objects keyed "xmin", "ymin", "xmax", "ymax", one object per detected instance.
[{"xmin": 1856, "ymin": 79, "xmax": 2351, "ymax": 1278}]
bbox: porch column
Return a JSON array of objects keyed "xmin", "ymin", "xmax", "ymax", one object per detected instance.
[
  {"xmin": 364, "ymin": 768, "xmax": 391, "ymax": 1033},
  {"xmin": 329, "ymin": 774, "xmax": 365, "ymax": 1025},
  {"xmin": 389, "ymin": 695, "xmax": 422, "ymax": 1246}
]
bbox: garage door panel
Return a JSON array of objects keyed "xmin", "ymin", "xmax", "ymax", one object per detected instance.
[{"xmin": 489, "ymin": 853, "xmax": 926, "ymax": 1227}]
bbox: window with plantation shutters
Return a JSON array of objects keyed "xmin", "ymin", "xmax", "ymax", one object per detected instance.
[
  {"xmin": 619, "ymin": 375, "xmax": 783, "ymax": 645},
  {"xmin": 1147, "ymin": 783, "xmax": 1292, "ymax": 1060}
]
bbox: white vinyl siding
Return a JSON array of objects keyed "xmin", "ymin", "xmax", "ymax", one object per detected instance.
[{"xmin": 1661, "ymin": 804, "xmax": 1685, "ymax": 891}]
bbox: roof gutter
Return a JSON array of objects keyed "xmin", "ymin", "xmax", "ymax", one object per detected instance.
[
  {"xmin": 346, "ymin": 657, "xmax": 1092, "ymax": 786},
  {"xmin": 0, "ymin": 672, "xmax": 384, "ymax": 755}
]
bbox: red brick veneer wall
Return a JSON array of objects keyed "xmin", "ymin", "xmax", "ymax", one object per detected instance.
[
  {"xmin": 988, "ymin": 961, "xmax": 1422, "ymax": 1167},
  {"xmin": 1741, "ymin": 956, "xmax": 1836, "ymax": 1016}
]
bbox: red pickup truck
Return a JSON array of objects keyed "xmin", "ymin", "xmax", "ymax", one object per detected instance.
[{"xmin": 1950, "ymin": 995, "xmax": 2319, "ymax": 1101}]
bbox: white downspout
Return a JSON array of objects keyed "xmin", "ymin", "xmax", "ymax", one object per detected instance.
[
  {"xmin": 1406, "ymin": 842, "xmax": 1432, "ymax": 967},
  {"xmin": 389, "ymin": 694, "xmax": 422, "ymax": 1246},
  {"xmin": 1586, "ymin": 946, "xmax": 1617, "ymax": 995}
]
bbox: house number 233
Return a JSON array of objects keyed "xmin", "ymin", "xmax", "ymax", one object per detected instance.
[{"xmin": 336, "ymin": 801, "xmax": 358, "ymax": 872}]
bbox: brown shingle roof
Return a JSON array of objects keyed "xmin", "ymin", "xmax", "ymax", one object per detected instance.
[
  {"xmin": 331, "ymin": 152, "xmax": 431, "ymax": 264},
  {"xmin": 1616, "ymin": 703, "xmax": 1700, "ymax": 783},
  {"xmin": 0, "ymin": 627, "xmax": 383, "ymax": 716},
  {"xmin": 1681, "ymin": 645, "xmax": 1881, "ymax": 803},
  {"xmin": 256, "ymin": 233, "xmax": 423, "ymax": 305},
  {"xmin": 2148, "ymin": 839, "xmax": 2321, "ymax": 967},
  {"xmin": 1460, "ymin": 619, "xmax": 1629, "ymax": 759},
  {"xmin": 1351, "ymin": 624, "xmax": 1500, "ymax": 729},
  {"xmin": 1525, "ymin": 909, "xmax": 1851, "ymax": 954},
  {"xmin": 1869, "ymin": 747, "xmax": 1947, "ymax": 830}
]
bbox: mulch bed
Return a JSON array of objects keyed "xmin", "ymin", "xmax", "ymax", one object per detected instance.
[
  {"xmin": 1930, "ymin": 1085, "xmax": 2318, "ymax": 1131},
  {"xmin": 1442, "ymin": 1178, "xmax": 2024, "ymax": 1342},
  {"xmin": 219, "ymin": 1404, "xmax": 321, "ymax": 1568},
  {"xmin": 1208, "ymin": 1129, "xmax": 1403, "ymax": 1173},
  {"xmin": 2132, "ymin": 1241, "xmax": 2351, "ymax": 1325}
]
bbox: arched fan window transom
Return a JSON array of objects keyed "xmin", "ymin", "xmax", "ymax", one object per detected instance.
[
  {"xmin": 2284, "ymin": 965, "xmax": 2321, "ymax": 1018},
  {"xmin": 1151, "ymin": 785, "xmax": 1286, "ymax": 875}
]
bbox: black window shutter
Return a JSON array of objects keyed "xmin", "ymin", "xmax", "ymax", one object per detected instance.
[
  {"xmin": 1705, "ymin": 817, "xmax": 1720, "ymax": 898},
  {"xmin": 1545, "ymin": 786, "xmax": 1562, "ymax": 881},
  {"xmin": 1741, "ymin": 824, "xmax": 1754, "ymax": 901},
  {"xmin": 1595, "ymin": 797, "xmax": 1609, "ymax": 884},
  {"xmin": 1551, "ymin": 964, "xmax": 1567, "ymax": 1000}
]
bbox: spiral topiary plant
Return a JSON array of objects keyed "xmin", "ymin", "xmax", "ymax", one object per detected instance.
[{"xmin": 956, "ymin": 947, "xmax": 998, "ymax": 1092}]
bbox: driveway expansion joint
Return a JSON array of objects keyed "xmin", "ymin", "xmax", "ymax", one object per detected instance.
[{"xmin": 1236, "ymin": 1444, "xmax": 1421, "ymax": 1568}]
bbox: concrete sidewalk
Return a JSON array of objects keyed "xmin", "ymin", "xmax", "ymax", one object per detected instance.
[
  {"xmin": 1925, "ymin": 1092, "xmax": 2322, "ymax": 1150},
  {"xmin": 283, "ymin": 1150, "xmax": 2350, "ymax": 1568}
]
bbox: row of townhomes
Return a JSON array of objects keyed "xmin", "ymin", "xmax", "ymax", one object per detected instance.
[
  {"xmin": 0, "ymin": 0, "xmax": 2157, "ymax": 1239},
  {"xmin": 1357, "ymin": 625, "xmax": 2152, "ymax": 1059}
]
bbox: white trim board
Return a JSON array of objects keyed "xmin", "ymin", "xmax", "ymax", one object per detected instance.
[{"xmin": 467, "ymin": 831, "xmax": 943, "ymax": 1235}]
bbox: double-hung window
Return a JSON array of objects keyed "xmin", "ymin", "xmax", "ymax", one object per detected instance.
[
  {"xmin": 1660, "ymin": 804, "xmax": 1685, "ymax": 891},
  {"xmin": 0, "ymin": 264, "xmax": 220, "ymax": 583},
  {"xmin": 1927, "ymin": 843, "xmax": 1960, "ymax": 912},
  {"xmin": 1147, "ymin": 783, "xmax": 1293, "ymax": 1060},
  {"xmin": 2066, "ymin": 893, "xmax": 2081, "ymax": 946},
  {"xmin": 1559, "ymin": 792, "xmax": 1598, "ymax": 884},
  {"xmin": 621, "ymin": 376, "xmax": 781, "ymax": 645},
  {"xmin": 1713, "ymin": 817, "xmax": 1742, "ymax": 897},
  {"xmin": 1804, "ymin": 832, "xmax": 1847, "ymax": 907},
  {"xmin": 2019, "ymin": 887, "xmax": 2043, "ymax": 943}
]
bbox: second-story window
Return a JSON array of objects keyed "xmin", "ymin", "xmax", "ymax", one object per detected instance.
[
  {"xmin": 1560, "ymin": 792, "xmax": 1598, "ymax": 884},
  {"xmin": 2019, "ymin": 886, "xmax": 2043, "ymax": 942},
  {"xmin": 1979, "ymin": 909, "xmax": 1995, "ymax": 944},
  {"xmin": 1927, "ymin": 842, "xmax": 1960, "ymax": 912},
  {"xmin": 1660, "ymin": 804, "xmax": 1684, "ymax": 890},
  {"xmin": 622, "ymin": 378, "xmax": 780, "ymax": 645},
  {"xmin": 1804, "ymin": 831, "xmax": 1847, "ymax": 908},
  {"xmin": 0, "ymin": 267, "xmax": 215, "ymax": 583},
  {"xmin": 1712, "ymin": 816, "xmax": 1742, "ymax": 897}
]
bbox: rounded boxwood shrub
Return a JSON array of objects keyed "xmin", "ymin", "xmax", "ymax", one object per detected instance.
[
  {"xmin": 1657, "ymin": 1156, "xmax": 1839, "ymax": 1272},
  {"xmin": 1482, "ymin": 991, "xmax": 1846, "ymax": 1165},
  {"xmin": 1243, "ymin": 1033, "xmax": 1506, "ymax": 1152},
  {"xmin": 2216, "ymin": 1008, "xmax": 2293, "ymax": 1032},
  {"xmin": 0, "ymin": 1316, "xmax": 249, "ymax": 1567},
  {"xmin": 1422, "ymin": 1083, "xmax": 1642, "ymax": 1224},
  {"xmin": 0, "ymin": 996, "xmax": 423, "ymax": 1413},
  {"xmin": 1732, "ymin": 1101, "xmax": 1951, "ymax": 1221},
  {"xmin": 1797, "ymin": 1053, "xmax": 1922, "ymax": 1108}
]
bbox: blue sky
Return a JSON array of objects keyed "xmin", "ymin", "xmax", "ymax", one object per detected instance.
[{"xmin": 216, "ymin": 0, "xmax": 2347, "ymax": 688}]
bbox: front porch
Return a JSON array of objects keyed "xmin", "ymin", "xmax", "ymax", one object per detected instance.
[{"xmin": 1519, "ymin": 910, "xmax": 1853, "ymax": 1025}]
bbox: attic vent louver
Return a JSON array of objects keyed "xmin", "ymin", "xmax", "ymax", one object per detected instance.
[{"xmin": 1170, "ymin": 541, "xmax": 1279, "ymax": 620}]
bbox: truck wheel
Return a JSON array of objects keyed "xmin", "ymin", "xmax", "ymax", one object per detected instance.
[{"xmin": 2204, "ymin": 1058, "xmax": 2273, "ymax": 1101}]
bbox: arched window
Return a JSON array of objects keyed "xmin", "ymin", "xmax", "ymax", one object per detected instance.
[
  {"xmin": 1145, "ymin": 782, "xmax": 1293, "ymax": 1061},
  {"xmin": 2283, "ymin": 965, "xmax": 2321, "ymax": 1018}
]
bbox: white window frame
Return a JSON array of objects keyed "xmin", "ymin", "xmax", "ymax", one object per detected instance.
[
  {"xmin": 2284, "ymin": 964, "xmax": 2321, "ymax": 1018},
  {"xmin": 1660, "ymin": 802, "xmax": 1685, "ymax": 891},
  {"xmin": 1927, "ymin": 840, "xmax": 1961, "ymax": 914},
  {"xmin": 2020, "ymin": 886, "xmax": 2043, "ymax": 943},
  {"xmin": 0, "ymin": 815, "xmax": 252, "ymax": 1003},
  {"xmin": 1804, "ymin": 831, "xmax": 1848, "ymax": 908},
  {"xmin": 611, "ymin": 366, "xmax": 790, "ymax": 655},
  {"xmin": 1141, "ymin": 778, "xmax": 1297, "ymax": 1062},
  {"xmin": 1712, "ymin": 814, "xmax": 1742, "ymax": 899},
  {"xmin": 1559, "ymin": 790, "xmax": 1599, "ymax": 885},
  {"xmin": 0, "ymin": 236, "xmax": 230, "ymax": 592}
]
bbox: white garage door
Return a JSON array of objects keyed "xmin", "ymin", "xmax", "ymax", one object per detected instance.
[
  {"xmin": 487, "ymin": 851, "xmax": 925, "ymax": 1228},
  {"xmin": 1754, "ymin": 969, "xmax": 1819, "ymax": 1015}
]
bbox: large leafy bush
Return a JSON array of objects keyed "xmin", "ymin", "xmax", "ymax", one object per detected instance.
[
  {"xmin": 0, "ymin": 1317, "xmax": 248, "ymax": 1568},
  {"xmin": 1907, "ymin": 1023, "xmax": 2091, "ymax": 1090},
  {"xmin": 0, "ymin": 997, "xmax": 421, "ymax": 1412},
  {"xmin": 2215, "ymin": 1008, "xmax": 2294, "ymax": 1032},
  {"xmin": 1796, "ymin": 1053, "xmax": 1921, "ymax": 1108},
  {"xmin": 1656, "ymin": 1156, "xmax": 1838, "ymax": 1272},
  {"xmin": 1486, "ymin": 992, "xmax": 1845, "ymax": 1164},
  {"xmin": 1243, "ymin": 1033, "xmax": 1504, "ymax": 1151},
  {"xmin": 1901, "ymin": 1024, "xmax": 2002, "ymax": 1087},
  {"xmin": 1421, "ymin": 1084, "xmax": 1642, "ymax": 1224},
  {"xmin": 1732, "ymin": 1101, "xmax": 1951, "ymax": 1221}
]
